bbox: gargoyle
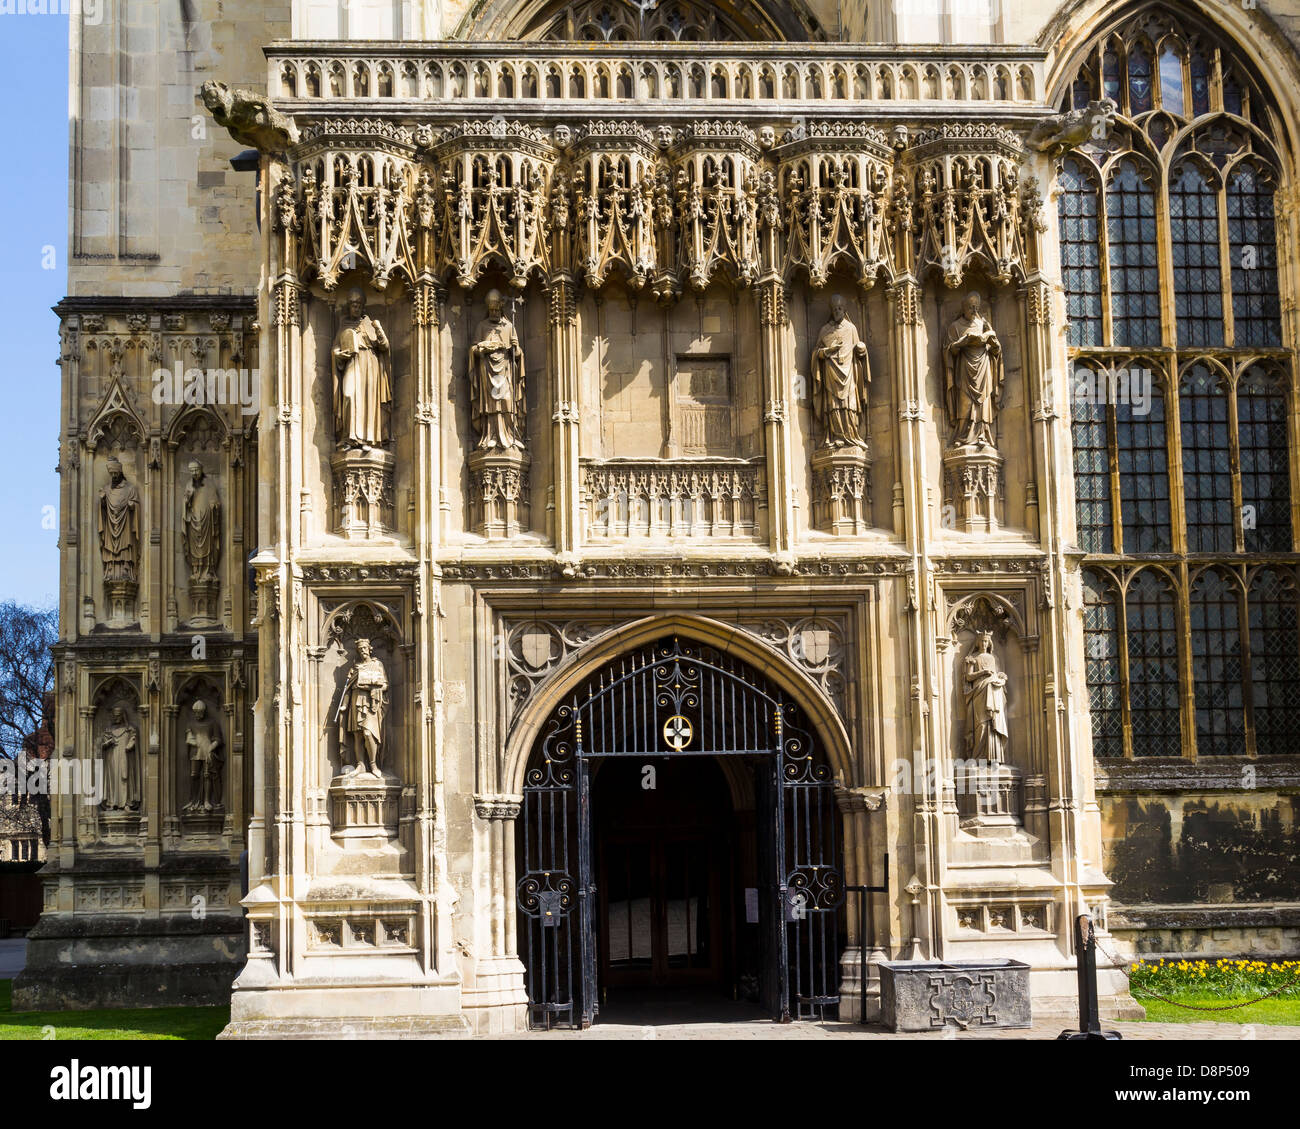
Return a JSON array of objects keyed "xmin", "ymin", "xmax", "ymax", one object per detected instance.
[
  {"xmin": 1027, "ymin": 99, "xmax": 1117, "ymax": 157},
  {"xmin": 200, "ymin": 80, "xmax": 300, "ymax": 154}
]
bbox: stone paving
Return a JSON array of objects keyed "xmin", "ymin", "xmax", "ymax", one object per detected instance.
[{"xmin": 504, "ymin": 1017, "xmax": 1300, "ymax": 1039}]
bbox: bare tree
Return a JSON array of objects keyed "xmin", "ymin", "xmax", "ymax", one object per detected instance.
[{"xmin": 0, "ymin": 601, "xmax": 58, "ymax": 766}]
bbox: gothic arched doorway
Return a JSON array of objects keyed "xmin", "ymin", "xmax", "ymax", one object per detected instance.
[{"xmin": 516, "ymin": 635, "xmax": 843, "ymax": 1028}]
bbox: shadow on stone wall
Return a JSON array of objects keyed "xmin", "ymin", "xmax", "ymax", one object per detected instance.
[{"xmin": 1106, "ymin": 796, "xmax": 1300, "ymax": 905}]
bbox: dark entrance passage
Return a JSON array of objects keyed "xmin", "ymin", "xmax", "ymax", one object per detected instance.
[
  {"xmin": 516, "ymin": 635, "xmax": 844, "ymax": 1029},
  {"xmin": 595, "ymin": 757, "xmax": 733, "ymax": 998}
]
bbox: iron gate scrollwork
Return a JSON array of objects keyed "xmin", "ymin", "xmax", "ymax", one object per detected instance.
[{"xmin": 517, "ymin": 635, "xmax": 844, "ymax": 1028}]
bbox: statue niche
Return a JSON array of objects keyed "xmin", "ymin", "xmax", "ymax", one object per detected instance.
[
  {"xmin": 95, "ymin": 689, "xmax": 142, "ymax": 818},
  {"xmin": 98, "ymin": 454, "xmax": 142, "ymax": 627},
  {"xmin": 949, "ymin": 597, "xmax": 1022, "ymax": 837},
  {"xmin": 182, "ymin": 460, "xmax": 222, "ymax": 626},
  {"xmin": 329, "ymin": 287, "xmax": 396, "ymax": 540},
  {"xmin": 942, "ymin": 291, "xmax": 1005, "ymax": 533},
  {"xmin": 809, "ymin": 294, "xmax": 871, "ymax": 536},
  {"xmin": 324, "ymin": 603, "xmax": 402, "ymax": 848},
  {"xmin": 467, "ymin": 288, "xmax": 530, "ymax": 540},
  {"xmin": 182, "ymin": 696, "xmax": 225, "ymax": 817}
]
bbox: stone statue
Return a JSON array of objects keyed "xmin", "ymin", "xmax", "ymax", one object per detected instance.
[
  {"xmin": 182, "ymin": 461, "xmax": 222, "ymax": 583},
  {"xmin": 470, "ymin": 289, "xmax": 526, "ymax": 450},
  {"xmin": 98, "ymin": 456, "xmax": 141, "ymax": 585},
  {"xmin": 332, "ymin": 289, "xmax": 392, "ymax": 450},
  {"xmin": 963, "ymin": 632, "xmax": 1009, "ymax": 764},
  {"xmin": 944, "ymin": 292, "xmax": 1003, "ymax": 449},
  {"xmin": 183, "ymin": 700, "xmax": 224, "ymax": 813},
  {"xmin": 811, "ymin": 294, "xmax": 870, "ymax": 449},
  {"xmin": 335, "ymin": 638, "xmax": 388, "ymax": 777},
  {"xmin": 100, "ymin": 705, "xmax": 141, "ymax": 812}
]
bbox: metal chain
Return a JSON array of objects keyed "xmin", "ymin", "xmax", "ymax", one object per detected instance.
[{"xmin": 1093, "ymin": 932, "xmax": 1300, "ymax": 1013}]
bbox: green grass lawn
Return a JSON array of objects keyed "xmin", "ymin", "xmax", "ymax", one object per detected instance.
[
  {"xmin": 0, "ymin": 980, "xmax": 227, "ymax": 1040},
  {"xmin": 1133, "ymin": 994, "xmax": 1300, "ymax": 1026}
]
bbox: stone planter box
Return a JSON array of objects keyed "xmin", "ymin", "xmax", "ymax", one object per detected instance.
[{"xmin": 878, "ymin": 959, "xmax": 1032, "ymax": 1031}]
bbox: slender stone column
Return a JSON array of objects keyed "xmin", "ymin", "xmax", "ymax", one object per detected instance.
[
  {"xmin": 548, "ymin": 274, "xmax": 582, "ymax": 568},
  {"xmin": 757, "ymin": 278, "xmax": 796, "ymax": 561}
]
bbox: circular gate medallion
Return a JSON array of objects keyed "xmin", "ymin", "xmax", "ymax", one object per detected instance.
[{"xmin": 663, "ymin": 715, "xmax": 693, "ymax": 751}]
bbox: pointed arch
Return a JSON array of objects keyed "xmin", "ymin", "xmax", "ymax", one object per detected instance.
[
  {"xmin": 457, "ymin": 0, "xmax": 824, "ymax": 43},
  {"xmin": 502, "ymin": 614, "xmax": 853, "ymax": 796}
]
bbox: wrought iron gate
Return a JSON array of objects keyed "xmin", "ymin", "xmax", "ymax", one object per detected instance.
[{"xmin": 517, "ymin": 635, "xmax": 843, "ymax": 1028}]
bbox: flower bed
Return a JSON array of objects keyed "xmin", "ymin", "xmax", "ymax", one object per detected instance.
[{"xmin": 1129, "ymin": 958, "xmax": 1300, "ymax": 1000}]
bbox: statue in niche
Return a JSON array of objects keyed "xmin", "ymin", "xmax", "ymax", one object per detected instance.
[
  {"xmin": 98, "ymin": 456, "xmax": 141, "ymax": 585},
  {"xmin": 963, "ymin": 632, "xmax": 1009, "ymax": 764},
  {"xmin": 470, "ymin": 289, "xmax": 526, "ymax": 451},
  {"xmin": 335, "ymin": 638, "xmax": 389, "ymax": 777},
  {"xmin": 182, "ymin": 461, "xmax": 222, "ymax": 583},
  {"xmin": 99, "ymin": 705, "xmax": 141, "ymax": 812},
  {"xmin": 183, "ymin": 699, "xmax": 225, "ymax": 813},
  {"xmin": 332, "ymin": 288, "xmax": 392, "ymax": 450},
  {"xmin": 944, "ymin": 292, "xmax": 1004, "ymax": 449},
  {"xmin": 811, "ymin": 294, "xmax": 870, "ymax": 449}
]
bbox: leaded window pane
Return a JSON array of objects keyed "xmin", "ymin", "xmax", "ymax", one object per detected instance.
[
  {"xmin": 1189, "ymin": 51, "xmax": 1210, "ymax": 116},
  {"xmin": 1228, "ymin": 163, "xmax": 1282, "ymax": 348},
  {"xmin": 1058, "ymin": 160, "xmax": 1103, "ymax": 347},
  {"xmin": 1248, "ymin": 569, "xmax": 1300, "ymax": 756},
  {"xmin": 1117, "ymin": 380, "xmax": 1172, "ymax": 553},
  {"xmin": 1128, "ymin": 44, "xmax": 1154, "ymax": 114},
  {"xmin": 1190, "ymin": 570, "xmax": 1246, "ymax": 755},
  {"xmin": 1180, "ymin": 364, "xmax": 1234, "ymax": 553},
  {"xmin": 1125, "ymin": 570, "xmax": 1182, "ymax": 756},
  {"xmin": 1107, "ymin": 161, "xmax": 1162, "ymax": 346},
  {"xmin": 1072, "ymin": 393, "xmax": 1113, "ymax": 553},
  {"xmin": 1159, "ymin": 43, "xmax": 1184, "ymax": 115},
  {"xmin": 1170, "ymin": 163, "xmax": 1224, "ymax": 347},
  {"xmin": 1238, "ymin": 368, "xmax": 1293, "ymax": 552},
  {"xmin": 1083, "ymin": 570, "xmax": 1124, "ymax": 757}
]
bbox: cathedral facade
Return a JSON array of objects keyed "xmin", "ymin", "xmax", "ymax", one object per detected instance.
[{"xmin": 17, "ymin": 0, "xmax": 1300, "ymax": 1034}]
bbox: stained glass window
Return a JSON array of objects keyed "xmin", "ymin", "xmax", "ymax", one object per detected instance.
[
  {"xmin": 1228, "ymin": 163, "xmax": 1282, "ymax": 348},
  {"xmin": 1083, "ymin": 570, "xmax": 1124, "ymax": 757},
  {"xmin": 1189, "ymin": 569, "xmax": 1246, "ymax": 755},
  {"xmin": 1128, "ymin": 44, "xmax": 1154, "ymax": 114},
  {"xmin": 1117, "ymin": 380, "xmax": 1171, "ymax": 553},
  {"xmin": 1169, "ymin": 163, "xmax": 1224, "ymax": 347},
  {"xmin": 1237, "ymin": 368, "xmax": 1292, "ymax": 552},
  {"xmin": 1125, "ymin": 570, "xmax": 1182, "ymax": 756},
  {"xmin": 1059, "ymin": 160, "xmax": 1104, "ymax": 348},
  {"xmin": 1107, "ymin": 161, "xmax": 1162, "ymax": 347},
  {"xmin": 1248, "ymin": 569, "xmax": 1300, "ymax": 756},
  {"xmin": 1180, "ymin": 365, "xmax": 1234, "ymax": 553}
]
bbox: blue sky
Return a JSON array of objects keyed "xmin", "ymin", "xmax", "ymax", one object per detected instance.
[{"xmin": 0, "ymin": 14, "xmax": 68, "ymax": 608}]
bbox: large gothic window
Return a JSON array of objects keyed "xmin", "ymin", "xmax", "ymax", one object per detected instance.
[{"xmin": 1059, "ymin": 8, "xmax": 1298, "ymax": 759}]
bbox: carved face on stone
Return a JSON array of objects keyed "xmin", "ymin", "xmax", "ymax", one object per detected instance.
[
  {"xmin": 347, "ymin": 289, "xmax": 366, "ymax": 319},
  {"xmin": 356, "ymin": 638, "xmax": 372, "ymax": 661},
  {"xmin": 106, "ymin": 456, "xmax": 124, "ymax": 485},
  {"xmin": 192, "ymin": 700, "xmax": 207, "ymax": 720},
  {"xmin": 829, "ymin": 294, "xmax": 847, "ymax": 323},
  {"xmin": 759, "ymin": 125, "xmax": 775, "ymax": 149},
  {"xmin": 963, "ymin": 292, "xmax": 982, "ymax": 319},
  {"xmin": 188, "ymin": 460, "xmax": 204, "ymax": 485},
  {"xmin": 111, "ymin": 706, "xmax": 126, "ymax": 726},
  {"xmin": 485, "ymin": 290, "xmax": 505, "ymax": 320},
  {"xmin": 976, "ymin": 632, "xmax": 993, "ymax": 653}
]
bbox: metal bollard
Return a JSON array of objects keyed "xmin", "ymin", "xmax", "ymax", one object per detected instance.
[{"xmin": 1058, "ymin": 913, "xmax": 1122, "ymax": 1041}]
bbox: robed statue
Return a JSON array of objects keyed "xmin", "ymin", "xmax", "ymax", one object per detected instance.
[
  {"xmin": 98, "ymin": 456, "xmax": 141, "ymax": 585},
  {"xmin": 963, "ymin": 632, "xmax": 1009, "ymax": 764},
  {"xmin": 332, "ymin": 289, "xmax": 392, "ymax": 450},
  {"xmin": 183, "ymin": 699, "xmax": 225, "ymax": 813},
  {"xmin": 100, "ymin": 705, "xmax": 141, "ymax": 812},
  {"xmin": 335, "ymin": 638, "xmax": 389, "ymax": 777},
  {"xmin": 944, "ymin": 292, "xmax": 1003, "ymax": 449},
  {"xmin": 811, "ymin": 294, "xmax": 870, "ymax": 449},
  {"xmin": 470, "ymin": 289, "xmax": 526, "ymax": 450},
  {"xmin": 182, "ymin": 461, "xmax": 222, "ymax": 583}
]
